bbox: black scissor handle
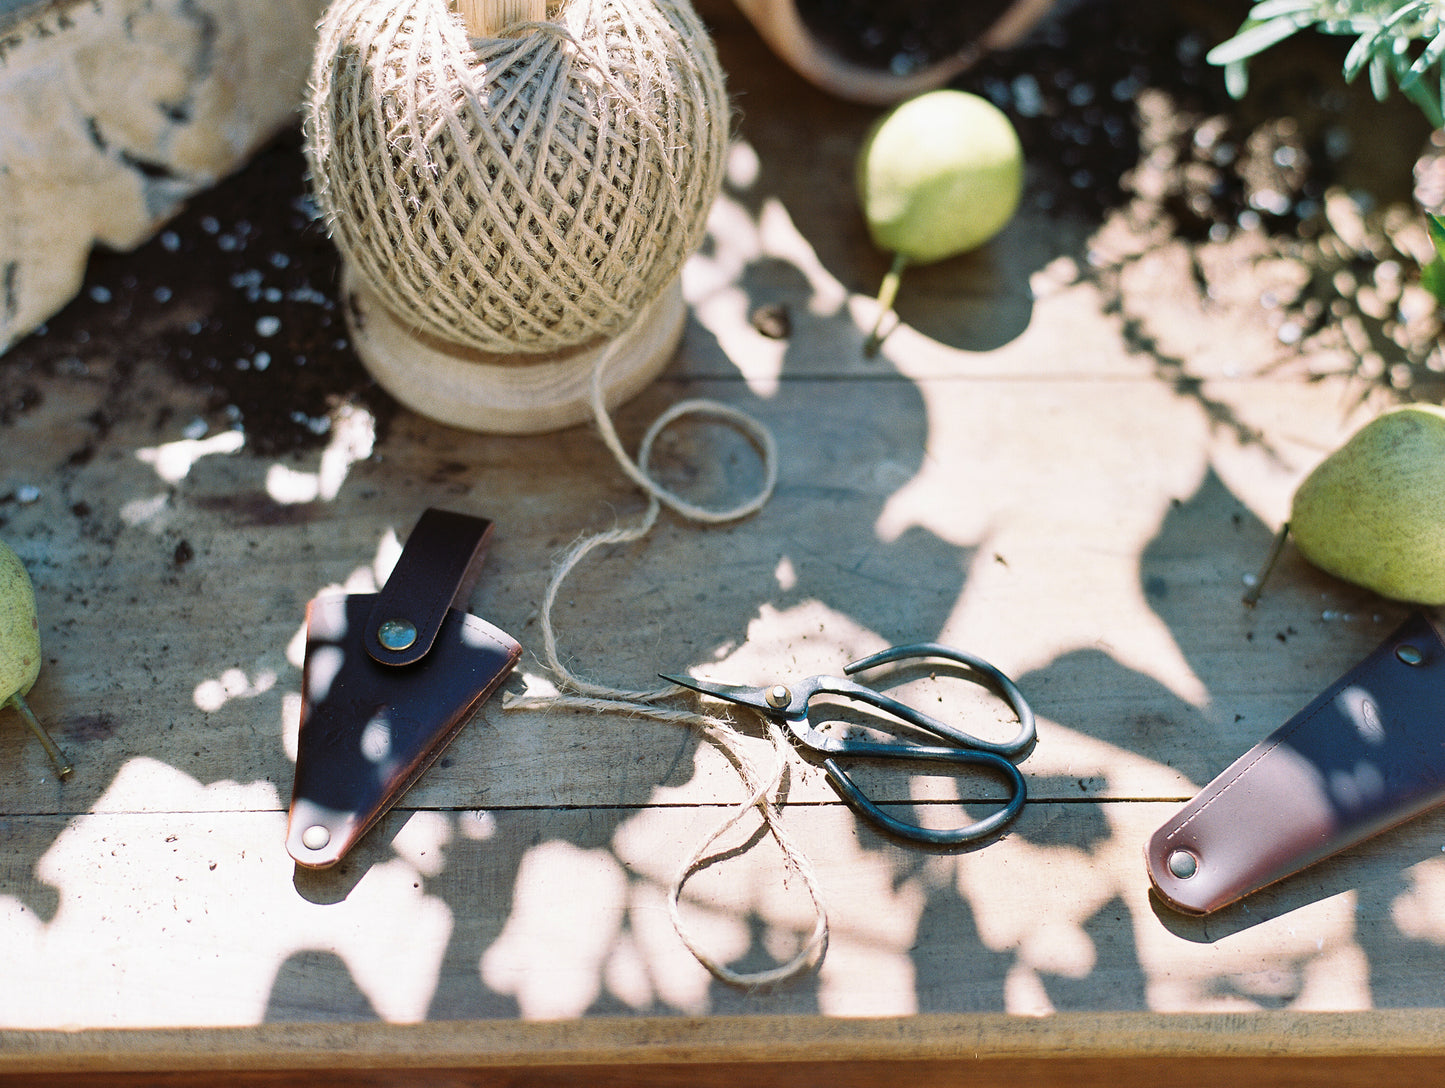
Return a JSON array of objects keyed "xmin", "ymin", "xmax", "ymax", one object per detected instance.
[
  {"xmin": 821, "ymin": 743, "xmax": 1026, "ymax": 846},
  {"xmin": 840, "ymin": 642, "xmax": 1036, "ymax": 758}
]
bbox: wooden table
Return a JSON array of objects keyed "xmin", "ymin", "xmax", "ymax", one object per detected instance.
[{"xmin": 3, "ymin": 2, "xmax": 1443, "ymax": 1084}]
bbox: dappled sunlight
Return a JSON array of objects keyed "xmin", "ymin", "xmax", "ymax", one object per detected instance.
[
  {"xmin": 818, "ymin": 941, "xmax": 918, "ymax": 1017},
  {"xmin": 644, "ymin": 601, "xmax": 903, "ymax": 808},
  {"xmin": 805, "ymin": 816, "xmax": 929, "ymax": 1017},
  {"xmin": 283, "ymin": 526, "xmax": 404, "ymax": 672},
  {"xmin": 621, "ymin": 879, "xmax": 716, "ymax": 1014},
  {"xmin": 1004, "ymin": 961, "xmax": 1057, "ymax": 1017},
  {"xmin": 1144, "ymin": 903, "xmax": 1372, "ymax": 1013},
  {"xmin": 774, "ymin": 555, "xmax": 797, "ymax": 593},
  {"xmin": 613, "ymin": 590, "xmax": 977, "ymax": 1011},
  {"xmin": 0, "ymin": 759, "xmax": 453, "ymax": 1028},
  {"xmin": 480, "ymin": 842, "xmax": 630, "ymax": 1019},
  {"xmin": 11, "ymin": 287, "xmax": 1431, "ymax": 1038},
  {"xmin": 263, "ymin": 403, "xmax": 376, "ymax": 504},
  {"xmin": 686, "ymin": 144, "xmax": 853, "ymax": 396},
  {"xmin": 85, "ymin": 756, "xmax": 278, "ymax": 815},
  {"xmin": 614, "ymin": 793, "xmax": 930, "ymax": 1016},
  {"xmin": 880, "ymin": 375, "xmax": 1214, "ymax": 712},
  {"xmin": 955, "ymin": 837, "xmax": 1114, "ymax": 990},
  {"xmin": 193, "ymin": 666, "xmax": 277, "ymax": 713},
  {"xmin": 391, "ymin": 811, "xmax": 452, "ymax": 878},
  {"xmin": 1390, "ymin": 858, "xmax": 1445, "ymax": 943},
  {"xmin": 634, "ymin": 579, "xmax": 1416, "ymax": 1018},
  {"xmin": 1023, "ymin": 716, "xmax": 1197, "ymax": 799},
  {"xmin": 1109, "ymin": 805, "xmax": 1372, "ymax": 1012},
  {"xmin": 136, "ymin": 430, "xmax": 246, "ymax": 484},
  {"xmin": 614, "ymin": 804, "xmax": 800, "ymax": 991},
  {"xmin": 10, "ymin": 17, "xmax": 1445, "ymax": 1049},
  {"xmin": 281, "ymin": 691, "xmax": 303, "ymax": 762},
  {"xmin": 118, "ymin": 492, "xmax": 171, "ymax": 528},
  {"xmin": 693, "ymin": 600, "xmax": 890, "ymax": 685}
]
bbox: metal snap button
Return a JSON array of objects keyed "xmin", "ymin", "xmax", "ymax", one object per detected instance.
[
  {"xmin": 301, "ymin": 824, "xmax": 331, "ymax": 851},
  {"xmin": 1397, "ymin": 643, "xmax": 1425, "ymax": 666},
  {"xmin": 1167, "ymin": 849, "xmax": 1198, "ymax": 879},
  {"xmin": 377, "ymin": 617, "xmax": 418, "ymax": 651}
]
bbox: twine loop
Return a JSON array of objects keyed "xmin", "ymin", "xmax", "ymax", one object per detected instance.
[{"xmin": 509, "ymin": 338, "xmax": 829, "ymax": 988}]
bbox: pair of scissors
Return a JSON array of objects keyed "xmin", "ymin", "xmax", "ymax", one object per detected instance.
[{"xmin": 660, "ymin": 643, "xmax": 1035, "ymax": 847}]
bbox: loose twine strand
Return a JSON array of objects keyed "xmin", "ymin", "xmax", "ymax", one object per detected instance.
[
  {"xmin": 311, "ymin": 0, "xmax": 814, "ymax": 986},
  {"xmin": 505, "ymin": 339, "xmax": 829, "ymax": 988}
]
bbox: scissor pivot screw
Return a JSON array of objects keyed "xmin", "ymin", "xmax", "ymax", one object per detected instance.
[
  {"xmin": 377, "ymin": 617, "xmax": 418, "ymax": 651},
  {"xmin": 766, "ymin": 684, "xmax": 792, "ymax": 709},
  {"xmin": 1167, "ymin": 849, "xmax": 1198, "ymax": 879}
]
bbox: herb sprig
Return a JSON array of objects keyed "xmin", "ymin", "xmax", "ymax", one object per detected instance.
[{"xmin": 1209, "ymin": 0, "xmax": 1445, "ymax": 128}]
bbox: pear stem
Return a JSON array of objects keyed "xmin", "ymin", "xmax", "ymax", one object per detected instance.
[
  {"xmin": 6, "ymin": 692, "xmax": 72, "ymax": 780},
  {"xmin": 1243, "ymin": 521, "xmax": 1291, "ymax": 607},
  {"xmin": 863, "ymin": 251, "xmax": 908, "ymax": 357}
]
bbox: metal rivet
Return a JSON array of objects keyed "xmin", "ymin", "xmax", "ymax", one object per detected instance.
[
  {"xmin": 301, "ymin": 824, "xmax": 331, "ymax": 851},
  {"xmin": 765, "ymin": 684, "xmax": 792, "ymax": 709},
  {"xmin": 1397, "ymin": 644, "xmax": 1425, "ymax": 666},
  {"xmin": 1167, "ymin": 849, "xmax": 1198, "ymax": 880},
  {"xmin": 377, "ymin": 617, "xmax": 418, "ymax": 651}
]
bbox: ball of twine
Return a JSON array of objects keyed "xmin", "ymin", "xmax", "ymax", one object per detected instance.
[{"xmin": 304, "ymin": 0, "xmax": 729, "ymax": 357}]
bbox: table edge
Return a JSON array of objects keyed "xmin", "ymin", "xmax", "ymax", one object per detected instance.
[{"xmin": 3, "ymin": 1009, "xmax": 1444, "ymax": 1073}]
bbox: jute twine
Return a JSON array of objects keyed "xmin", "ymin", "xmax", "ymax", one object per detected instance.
[
  {"xmin": 306, "ymin": 0, "xmax": 822, "ymax": 986},
  {"xmin": 304, "ymin": 0, "xmax": 729, "ymax": 357},
  {"xmin": 505, "ymin": 340, "xmax": 832, "ymax": 989}
]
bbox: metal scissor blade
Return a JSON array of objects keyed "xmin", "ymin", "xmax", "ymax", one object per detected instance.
[{"xmin": 658, "ymin": 672, "xmax": 778, "ymax": 713}]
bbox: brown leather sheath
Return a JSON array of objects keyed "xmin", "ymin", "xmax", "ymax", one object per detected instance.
[
  {"xmin": 1147, "ymin": 611, "xmax": 1445, "ymax": 914},
  {"xmin": 286, "ymin": 509, "xmax": 522, "ymax": 868}
]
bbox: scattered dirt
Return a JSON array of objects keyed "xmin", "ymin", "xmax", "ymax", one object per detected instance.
[
  {"xmin": 1, "ymin": 0, "xmax": 1442, "ymax": 454},
  {"xmin": 966, "ymin": 0, "xmax": 1445, "ymax": 405},
  {"xmin": 0, "ymin": 130, "xmax": 390, "ymax": 458}
]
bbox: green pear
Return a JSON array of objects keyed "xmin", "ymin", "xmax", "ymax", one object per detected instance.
[
  {"xmin": 856, "ymin": 89, "xmax": 1024, "ymax": 354},
  {"xmin": 1289, "ymin": 404, "xmax": 1445, "ymax": 604},
  {"xmin": 1, "ymin": 540, "xmax": 71, "ymax": 779}
]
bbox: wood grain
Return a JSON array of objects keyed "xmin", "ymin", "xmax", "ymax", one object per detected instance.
[{"xmin": 0, "ymin": 0, "xmax": 1440, "ymax": 1077}]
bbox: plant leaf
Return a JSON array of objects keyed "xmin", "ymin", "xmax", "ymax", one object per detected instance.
[
  {"xmin": 1397, "ymin": 27, "xmax": 1445, "ymax": 92},
  {"xmin": 1206, "ymin": 16, "xmax": 1309, "ymax": 65},
  {"xmin": 1345, "ymin": 21, "xmax": 1394, "ymax": 81},
  {"xmin": 1369, "ymin": 51, "xmax": 1393, "ymax": 97},
  {"xmin": 1428, "ymin": 212, "xmax": 1445, "ymax": 257},
  {"xmin": 1345, "ymin": 0, "xmax": 1434, "ymax": 78},
  {"xmin": 1399, "ymin": 73, "xmax": 1445, "ymax": 125},
  {"xmin": 1223, "ymin": 58, "xmax": 1252, "ymax": 98},
  {"xmin": 1420, "ymin": 256, "xmax": 1445, "ymax": 305}
]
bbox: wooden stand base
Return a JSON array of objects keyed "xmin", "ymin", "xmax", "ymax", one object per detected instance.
[{"xmin": 342, "ymin": 269, "xmax": 686, "ymax": 434}]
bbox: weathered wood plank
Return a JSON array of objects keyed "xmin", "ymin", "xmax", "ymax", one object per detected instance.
[
  {"xmin": 1, "ymin": 0, "xmax": 1441, "ymax": 1072},
  {"xmin": 10, "ymin": 1055, "xmax": 1445, "ymax": 1088},
  {"xmin": 4, "ymin": 797, "xmax": 1445, "ymax": 1045},
  {"xmin": 0, "ymin": 367, "xmax": 1403, "ymax": 823}
]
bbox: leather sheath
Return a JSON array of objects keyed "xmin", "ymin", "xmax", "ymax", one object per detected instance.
[
  {"xmin": 286, "ymin": 509, "xmax": 521, "ymax": 868},
  {"xmin": 1147, "ymin": 611, "xmax": 1445, "ymax": 914}
]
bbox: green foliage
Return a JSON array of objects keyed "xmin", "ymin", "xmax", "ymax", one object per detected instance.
[
  {"xmin": 1422, "ymin": 212, "xmax": 1445, "ymax": 302},
  {"xmin": 1208, "ymin": 0, "xmax": 1445, "ymax": 128}
]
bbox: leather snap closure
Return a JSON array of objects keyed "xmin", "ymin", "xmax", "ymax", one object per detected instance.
[
  {"xmin": 301, "ymin": 824, "xmax": 331, "ymax": 850},
  {"xmin": 377, "ymin": 618, "xmax": 418, "ymax": 651},
  {"xmin": 1167, "ymin": 849, "xmax": 1199, "ymax": 879}
]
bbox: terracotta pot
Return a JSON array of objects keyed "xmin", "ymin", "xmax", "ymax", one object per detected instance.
[{"xmin": 732, "ymin": 0, "xmax": 1057, "ymax": 105}]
